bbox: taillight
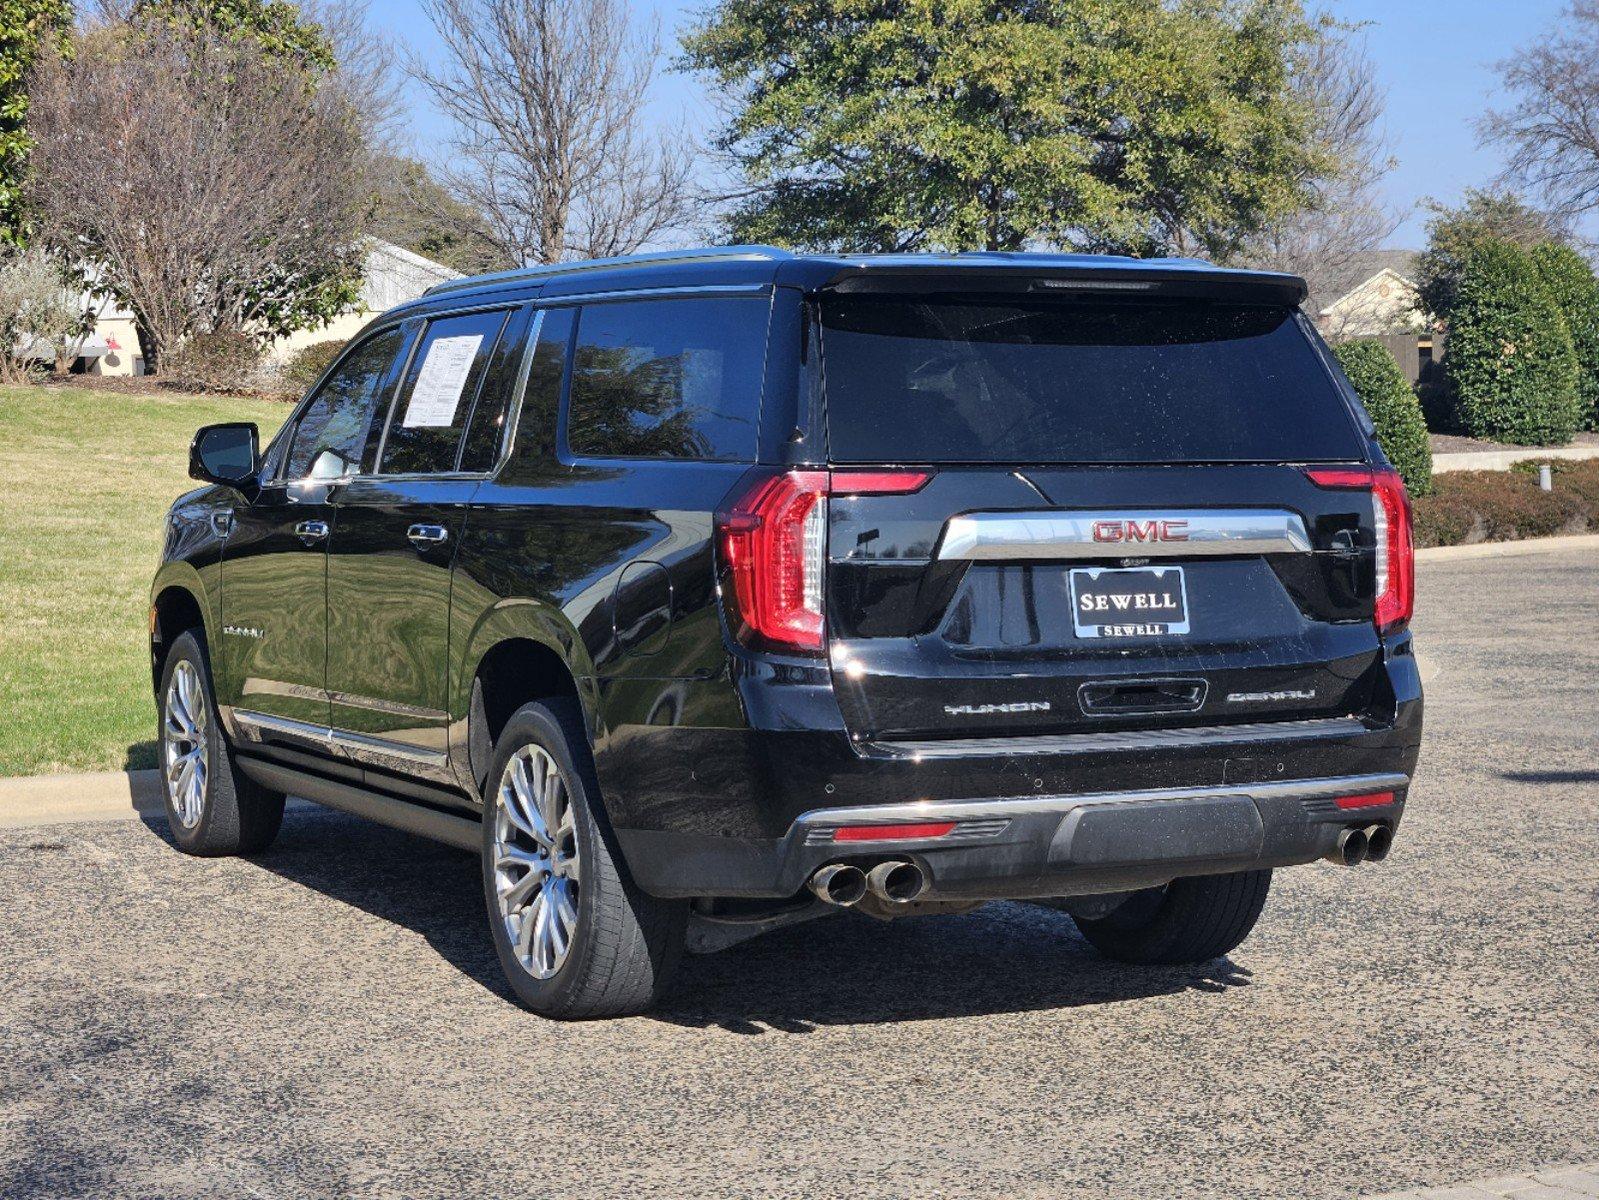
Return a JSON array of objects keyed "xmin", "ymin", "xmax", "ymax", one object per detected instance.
[
  {"xmin": 716, "ymin": 468, "xmax": 933, "ymax": 653},
  {"xmin": 1305, "ymin": 466, "xmax": 1414, "ymax": 634}
]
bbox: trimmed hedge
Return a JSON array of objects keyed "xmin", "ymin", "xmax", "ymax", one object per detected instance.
[
  {"xmin": 1530, "ymin": 242, "xmax": 1599, "ymax": 432},
  {"xmin": 1332, "ymin": 338, "xmax": 1433, "ymax": 495},
  {"xmin": 166, "ymin": 328, "xmax": 263, "ymax": 394},
  {"xmin": 1412, "ymin": 460, "xmax": 1599, "ymax": 547},
  {"xmin": 1445, "ymin": 240, "xmax": 1582, "ymax": 445}
]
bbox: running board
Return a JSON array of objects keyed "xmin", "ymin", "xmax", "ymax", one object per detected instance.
[{"xmin": 235, "ymin": 756, "xmax": 481, "ymax": 851}]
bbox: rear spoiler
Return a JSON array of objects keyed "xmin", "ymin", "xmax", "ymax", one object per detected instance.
[{"xmin": 817, "ymin": 265, "xmax": 1307, "ymax": 308}]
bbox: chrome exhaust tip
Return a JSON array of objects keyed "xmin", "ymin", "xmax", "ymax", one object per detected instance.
[
  {"xmin": 809, "ymin": 864, "xmax": 868, "ymax": 906},
  {"xmin": 1363, "ymin": 823, "xmax": 1393, "ymax": 863},
  {"xmin": 1332, "ymin": 826, "xmax": 1369, "ymax": 867},
  {"xmin": 865, "ymin": 860, "xmax": 928, "ymax": 904}
]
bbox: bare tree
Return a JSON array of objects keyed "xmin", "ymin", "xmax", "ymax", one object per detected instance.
[
  {"xmin": 1481, "ymin": 1, "xmax": 1599, "ymax": 216},
  {"xmin": 1231, "ymin": 20, "xmax": 1402, "ymax": 320},
  {"xmin": 305, "ymin": 0, "xmax": 406, "ymax": 145},
  {"xmin": 410, "ymin": 0, "xmax": 696, "ymax": 266},
  {"xmin": 24, "ymin": 23, "xmax": 370, "ymax": 373}
]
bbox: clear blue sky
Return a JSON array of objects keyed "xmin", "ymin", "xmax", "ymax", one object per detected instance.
[{"xmin": 374, "ymin": 0, "xmax": 1578, "ymax": 251}]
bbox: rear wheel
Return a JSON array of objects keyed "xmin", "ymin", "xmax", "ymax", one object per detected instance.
[
  {"xmin": 1071, "ymin": 869, "xmax": 1272, "ymax": 965},
  {"xmin": 481, "ymin": 699, "xmax": 686, "ymax": 1019},
  {"xmin": 158, "ymin": 630, "xmax": 285, "ymax": 856}
]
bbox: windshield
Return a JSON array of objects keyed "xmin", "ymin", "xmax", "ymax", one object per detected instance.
[{"xmin": 818, "ymin": 295, "xmax": 1365, "ymax": 464}]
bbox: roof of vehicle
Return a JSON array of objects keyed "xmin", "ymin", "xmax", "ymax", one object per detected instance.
[{"xmin": 409, "ymin": 244, "xmax": 1308, "ymax": 311}]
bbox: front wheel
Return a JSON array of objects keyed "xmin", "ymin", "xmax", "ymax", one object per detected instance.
[
  {"xmin": 481, "ymin": 699, "xmax": 686, "ymax": 1019},
  {"xmin": 1071, "ymin": 869, "xmax": 1272, "ymax": 965},
  {"xmin": 158, "ymin": 630, "xmax": 285, "ymax": 856}
]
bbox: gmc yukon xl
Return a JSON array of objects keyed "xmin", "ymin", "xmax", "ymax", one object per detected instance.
[{"xmin": 150, "ymin": 247, "xmax": 1423, "ymax": 1018}]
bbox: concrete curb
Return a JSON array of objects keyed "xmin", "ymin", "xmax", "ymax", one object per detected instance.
[
  {"xmin": 0, "ymin": 770, "xmax": 164, "ymax": 829},
  {"xmin": 1416, "ymin": 533, "xmax": 1599, "ymax": 562},
  {"xmin": 1431, "ymin": 445, "xmax": 1599, "ymax": 474}
]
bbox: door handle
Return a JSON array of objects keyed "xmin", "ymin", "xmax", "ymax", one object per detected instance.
[
  {"xmin": 407, "ymin": 523, "xmax": 449, "ymax": 547},
  {"xmin": 294, "ymin": 519, "xmax": 330, "ymax": 543}
]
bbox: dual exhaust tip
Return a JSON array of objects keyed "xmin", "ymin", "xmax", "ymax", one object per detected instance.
[
  {"xmin": 809, "ymin": 860, "xmax": 927, "ymax": 907},
  {"xmin": 1332, "ymin": 823, "xmax": 1394, "ymax": 867}
]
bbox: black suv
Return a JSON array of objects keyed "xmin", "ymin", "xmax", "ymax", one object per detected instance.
[{"xmin": 151, "ymin": 247, "xmax": 1422, "ymax": 1018}]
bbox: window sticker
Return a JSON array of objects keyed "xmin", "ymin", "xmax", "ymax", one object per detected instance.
[{"xmin": 402, "ymin": 334, "xmax": 483, "ymax": 427}]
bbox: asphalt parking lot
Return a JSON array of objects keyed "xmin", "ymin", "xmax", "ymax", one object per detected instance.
[{"xmin": 3, "ymin": 547, "xmax": 1597, "ymax": 1200}]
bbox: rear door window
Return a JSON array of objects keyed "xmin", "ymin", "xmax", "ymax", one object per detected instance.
[
  {"xmin": 378, "ymin": 309, "xmax": 510, "ymax": 475},
  {"xmin": 819, "ymin": 297, "xmax": 1364, "ymax": 464},
  {"xmin": 565, "ymin": 297, "xmax": 767, "ymax": 461}
]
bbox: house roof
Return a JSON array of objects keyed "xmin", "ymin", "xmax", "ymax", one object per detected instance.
[{"xmin": 1308, "ymin": 249, "xmax": 1421, "ymax": 317}]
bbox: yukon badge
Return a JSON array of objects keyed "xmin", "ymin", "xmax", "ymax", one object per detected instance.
[{"xmin": 943, "ymin": 701, "xmax": 1052, "ymax": 717}]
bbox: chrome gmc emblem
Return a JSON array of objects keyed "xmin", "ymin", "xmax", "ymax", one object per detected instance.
[{"xmin": 1091, "ymin": 519, "xmax": 1190, "ymax": 544}]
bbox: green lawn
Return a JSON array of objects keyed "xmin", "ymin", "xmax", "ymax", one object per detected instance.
[{"xmin": 0, "ymin": 385, "xmax": 288, "ymax": 776}]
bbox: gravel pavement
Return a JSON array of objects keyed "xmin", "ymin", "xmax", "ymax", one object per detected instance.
[{"xmin": 2, "ymin": 549, "xmax": 1597, "ymax": 1200}]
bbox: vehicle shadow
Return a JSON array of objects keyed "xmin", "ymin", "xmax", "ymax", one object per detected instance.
[
  {"xmin": 1501, "ymin": 769, "xmax": 1599, "ymax": 784},
  {"xmin": 123, "ymin": 740, "xmax": 159, "ymax": 772},
  {"xmin": 138, "ymin": 805, "xmax": 1254, "ymax": 1028}
]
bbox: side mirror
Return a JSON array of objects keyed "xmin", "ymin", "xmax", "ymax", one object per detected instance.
[{"xmin": 189, "ymin": 422, "xmax": 259, "ymax": 489}]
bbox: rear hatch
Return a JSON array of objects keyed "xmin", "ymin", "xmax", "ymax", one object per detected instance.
[{"xmin": 816, "ymin": 287, "xmax": 1390, "ymax": 743}]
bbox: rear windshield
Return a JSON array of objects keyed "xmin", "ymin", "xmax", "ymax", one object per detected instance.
[{"xmin": 819, "ymin": 296, "xmax": 1364, "ymax": 464}]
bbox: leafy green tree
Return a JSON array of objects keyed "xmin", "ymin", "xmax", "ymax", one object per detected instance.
[
  {"xmin": 0, "ymin": 0, "xmax": 70, "ymax": 244},
  {"xmin": 1333, "ymin": 338, "xmax": 1433, "ymax": 495},
  {"xmin": 680, "ymin": 0, "xmax": 1332, "ymax": 256},
  {"xmin": 132, "ymin": 0, "xmax": 336, "ymax": 72},
  {"xmin": 1530, "ymin": 241, "xmax": 1599, "ymax": 431},
  {"xmin": 1446, "ymin": 240, "xmax": 1582, "ymax": 446},
  {"xmin": 1415, "ymin": 189, "xmax": 1566, "ymax": 322}
]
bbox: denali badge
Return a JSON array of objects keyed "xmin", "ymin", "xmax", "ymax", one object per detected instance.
[
  {"xmin": 1092, "ymin": 519, "xmax": 1189, "ymax": 544},
  {"xmin": 1225, "ymin": 689, "xmax": 1316, "ymax": 703},
  {"xmin": 943, "ymin": 701, "xmax": 1052, "ymax": 717}
]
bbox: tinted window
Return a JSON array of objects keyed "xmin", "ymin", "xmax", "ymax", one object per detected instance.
[
  {"xmin": 566, "ymin": 298, "xmax": 766, "ymax": 460},
  {"xmin": 285, "ymin": 328, "xmax": 405, "ymax": 480},
  {"xmin": 459, "ymin": 306, "xmax": 536, "ymax": 472},
  {"xmin": 819, "ymin": 298, "xmax": 1364, "ymax": 464},
  {"xmin": 378, "ymin": 309, "xmax": 510, "ymax": 475}
]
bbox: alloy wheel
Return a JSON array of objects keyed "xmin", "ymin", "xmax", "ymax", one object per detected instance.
[
  {"xmin": 163, "ymin": 660, "xmax": 209, "ymax": 829},
  {"xmin": 492, "ymin": 744, "xmax": 581, "ymax": 980}
]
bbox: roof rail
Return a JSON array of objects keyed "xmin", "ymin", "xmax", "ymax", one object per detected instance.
[{"xmin": 422, "ymin": 245, "xmax": 795, "ymax": 297}]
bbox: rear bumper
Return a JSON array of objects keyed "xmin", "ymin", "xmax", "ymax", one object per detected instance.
[{"xmin": 617, "ymin": 768, "xmax": 1411, "ymax": 901}]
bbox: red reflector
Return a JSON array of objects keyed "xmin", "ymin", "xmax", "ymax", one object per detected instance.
[
  {"xmin": 1333, "ymin": 791, "xmax": 1394, "ymax": 810},
  {"xmin": 832, "ymin": 821, "xmax": 956, "ymax": 842},
  {"xmin": 830, "ymin": 470, "xmax": 933, "ymax": 495}
]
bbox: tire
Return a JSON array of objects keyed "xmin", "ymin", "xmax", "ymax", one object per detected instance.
[
  {"xmin": 1071, "ymin": 869, "xmax": 1272, "ymax": 965},
  {"xmin": 157, "ymin": 629, "xmax": 285, "ymax": 857},
  {"xmin": 481, "ymin": 698, "xmax": 686, "ymax": 1019}
]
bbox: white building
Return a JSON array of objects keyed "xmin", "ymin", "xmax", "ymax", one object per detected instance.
[{"xmin": 66, "ymin": 239, "xmax": 460, "ymax": 377}]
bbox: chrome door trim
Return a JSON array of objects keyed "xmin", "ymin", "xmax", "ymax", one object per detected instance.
[
  {"xmin": 232, "ymin": 709, "xmax": 451, "ymax": 768},
  {"xmin": 935, "ymin": 509, "xmax": 1313, "ymax": 561},
  {"xmin": 790, "ymin": 771, "xmax": 1409, "ymax": 831}
]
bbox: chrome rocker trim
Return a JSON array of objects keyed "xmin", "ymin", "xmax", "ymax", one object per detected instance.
[{"xmin": 231, "ymin": 709, "xmax": 451, "ymax": 768}]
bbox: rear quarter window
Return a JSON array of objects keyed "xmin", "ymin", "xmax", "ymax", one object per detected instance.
[
  {"xmin": 820, "ymin": 296, "xmax": 1365, "ymax": 465},
  {"xmin": 565, "ymin": 296, "xmax": 767, "ymax": 461}
]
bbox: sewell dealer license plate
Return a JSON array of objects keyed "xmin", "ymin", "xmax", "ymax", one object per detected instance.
[{"xmin": 1069, "ymin": 565, "xmax": 1190, "ymax": 638}]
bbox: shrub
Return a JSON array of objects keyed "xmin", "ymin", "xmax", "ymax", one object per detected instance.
[
  {"xmin": 280, "ymin": 339, "xmax": 344, "ymax": 397},
  {"xmin": 166, "ymin": 327, "xmax": 263, "ymax": 393},
  {"xmin": 1410, "ymin": 463, "xmax": 1599, "ymax": 547},
  {"xmin": 1530, "ymin": 242, "xmax": 1599, "ymax": 432},
  {"xmin": 1445, "ymin": 239, "xmax": 1582, "ymax": 445},
  {"xmin": 1332, "ymin": 339, "xmax": 1434, "ymax": 496}
]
